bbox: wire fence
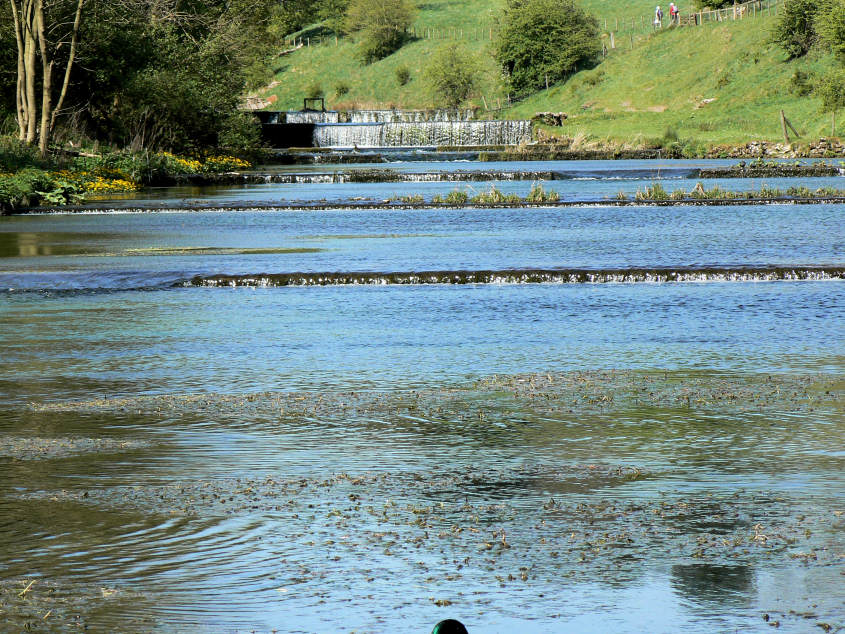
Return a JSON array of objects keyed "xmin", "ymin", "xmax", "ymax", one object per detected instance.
[
  {"xmin": 601, "ymin": 0, "xmax": 781, "ymax": 36},
  {"xmin": 284, "ymin": 0, "xmax": 781, "ymax": 48}
]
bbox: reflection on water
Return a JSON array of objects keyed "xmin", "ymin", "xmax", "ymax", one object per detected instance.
[
  {"xmin": 671, "ymin": 564, "xmax": 753, "ymax": 606},
  {"xmin": 0, "ymin": 160, "xmax": 843, "ymax": 631}
]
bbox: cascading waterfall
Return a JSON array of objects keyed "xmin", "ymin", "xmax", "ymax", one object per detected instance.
[
  {"xmin": 342, "ymin": 109, "xmax": 477, "ymax": 123},
  {"xmin": 284, "ymin": 111, "xmax": 341, "ymax": 124},
  {"xmin": 313, "ymin": 120, "xmax": 532, "ymax": 148}
]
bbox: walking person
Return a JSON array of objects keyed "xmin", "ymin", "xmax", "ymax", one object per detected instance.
[{"xmin": 654, "ymin": 5, "xmax": 663, "ymax": 27}]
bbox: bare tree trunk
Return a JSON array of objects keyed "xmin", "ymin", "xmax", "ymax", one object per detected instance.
[
  {"xmin": 50, "ymin": 0, "xmax": 85, "ymax": 133},
  {"xmin": 35, "ymin": 0, "xmax": 53, "ymax": 156},
  {"xmin": 10, "ymin": 0, "xmax": 26, "ymax": 141},
  {"xmin": 23, "ymin": 0, "xmax": 39, "ymax": 144}
]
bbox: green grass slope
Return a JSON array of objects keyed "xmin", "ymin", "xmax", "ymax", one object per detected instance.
[
  {"xmin": 258, "ymin": 1, "xmax": 840, "ymax": 144},
  {"xmin": 263, "ymin": 0, "xmax": 507, "ymax": 110},
  {"xmin": 510, "ymin": 15, "xmax": 840, "ymax": 145}
]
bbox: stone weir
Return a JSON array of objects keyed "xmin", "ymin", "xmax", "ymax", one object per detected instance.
[
  {"xmin": 256, "ymin": 109, "xmax": 532, "ymax": 148},
  {"xmin": 185, "ymin": 265, "xmax": 845, "ymax": 288}
]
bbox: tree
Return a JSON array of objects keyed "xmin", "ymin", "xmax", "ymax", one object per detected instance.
[
  {"xmin": 344, "ymin": 0, "xmax": 416, "ymax": 63},
  {"xmin": 270, "ymin": 0, "xmax": 319, "ymax": 37},
  {"xmin": 494, "ymin": 0, "xmax": 600, "ymax": 96},
  {"xmin": 318, "ymin": 0, "xmax": 350, "ymax": 35},
  {"xmin": 815, "ymin": 0, "xmax": 845, "ymax": 62},
  {"xmin": 815, "ymin": 69, "xmax": 845, "ymax": 136},
  {"xmin": 423, "ymin": 44, "xmax": 478, "ymax": 108},
  {"xmin": 769, "ymin": 0, "xmax": 819, "ymax": 58},
  {"xmin": 3, "ymin": 0, "xmax": 278, "ymax": 153},
  {"xmin": 8, "ymin": 0, "xmax": 84, "ymax": 156}
]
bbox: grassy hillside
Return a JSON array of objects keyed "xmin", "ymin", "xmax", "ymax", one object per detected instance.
[
  {"xmin": 257, "ymin": 0, "xmax": 841, "ymax": 144},
  {"xmin": 263, "ymin": 0, "xmax": 507, "ymax": 110},
  {"xmin": 510, "ymin": 15, "xmax": 840, "ymax": 145}
]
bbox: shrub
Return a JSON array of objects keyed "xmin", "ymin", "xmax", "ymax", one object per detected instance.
[
  {"xmin": 345, "ymin": 0, "xmax": 416, "ymax": 63},
  {"xmin": 769, "ymin": 0, "xmax": 819, "ymax": 58},
  {"xmin": 0, "ymin": 136, "xmax": 49, "ymax": 172},
  {"xmin": 0, "ymin": 168, "xmax": 85, "ymax": 211},
  {"xmin": 396, "ymin": 65, "xmax": 411, "ymax": 86},
  {"xmin": 494, "ymin": 0, "xmax": 600, "ymax": 95},
  {"xmin": 423, "ymin": 45, "xmax": 478, "ymax": 107},
  {"xmin": 789, "ymin": 70, "xmax": 815, "ymax": 96},
  {"xmin": 306, "ymin": 83, "xmax": 325, "ymax": 99},
  {"xmin": 334, "ymin": 81, "xmax": 351, "ymax": 98}
]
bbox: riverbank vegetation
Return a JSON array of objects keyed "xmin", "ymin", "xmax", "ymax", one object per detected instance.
[
  {"xmin": 0, "ymin": 138, "xmax": 252, "ymax": 211},
  {"xmin": 0, "ymin": 0, "xmax": 279, "ymax": 210}
]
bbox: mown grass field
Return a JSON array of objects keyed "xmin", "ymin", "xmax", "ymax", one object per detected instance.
[{"xmin": 259, "ymin": 0, "xmax": 841, "ymax": 144}]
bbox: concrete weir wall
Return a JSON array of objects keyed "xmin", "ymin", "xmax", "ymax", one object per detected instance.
[{"xmin": 257, "ymin": 109, "xmax": 532, "ymax": 148}]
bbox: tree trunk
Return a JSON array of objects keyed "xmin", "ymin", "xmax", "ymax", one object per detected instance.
[
  {"xmin": 36, "ymin": 0, "xmax": 52, "ymax": 157},
  {"xmin": 51, "ymin": 0, "xmax": 85, "ymax": 134},
  {"xmin": 24, "ymin": 0, "xmax": 39, "ymax": 144},
  {"xmin": 10, "ymin": 0, "xmax": 86, "ymax": 154},
  {"xmin": 10, "ymin": 0, "xmax": 26, "ymax": 141}
]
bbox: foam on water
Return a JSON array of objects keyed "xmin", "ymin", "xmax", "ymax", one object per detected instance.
[{"xmin": 186, "ymin": 266, "xmax": 845, "ymax": 288}]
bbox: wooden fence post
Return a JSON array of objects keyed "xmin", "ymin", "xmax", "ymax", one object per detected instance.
[
  {"xmin": 784, "ymin": 112, "xmax": 800, "ymax": 138},
  {"xmin": 780, "ymin": 110, "xmax": 790, "ymax": 143}
]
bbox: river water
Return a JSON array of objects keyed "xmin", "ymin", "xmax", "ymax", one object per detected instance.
[{"xmin": 0, "ymin": 159, "xmax": 843, "ymax": 632}]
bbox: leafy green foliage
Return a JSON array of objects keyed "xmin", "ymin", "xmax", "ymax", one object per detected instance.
[
  {"xmin": 344, "ymin": 0, "xmax": 416, "ymax": 63},
  {"xmin": 423, "ymin": 45, "xmax": 478, "ymax": 107},
  {"xmin": 494, "ymin": 0, "xmax": 600, "ymax": 95},
  {"xmin": 319, "ymin": 0, "xmax": 352, "ymax": 35},
  {"xmin": 769, "ymin": 0, "xmax": 819, "ymax": 58},
  {"xmin": 270, "ymin": 0, "xmax": 320, "ymax": 36},
  {"xmin": 816, "ymin": 0, "xmax": 845, "ymax": 61},
  {"xmin": 0, "ymin": 136, "xmax": 50, "ymax": 172},
  {"xmin": 815, "ymin": 69, "xmax": 845, "ymax": 115},
  {"xmin": 691, "ymin": 0, "xmax": 735, "ymax": 10},
  {"xmin": 789, "ymin": 70, "xmax": 815, "ymax": 96},
  {"xmin": 0, "ymin": 168, "xmax": 53, "ymax": 211}
]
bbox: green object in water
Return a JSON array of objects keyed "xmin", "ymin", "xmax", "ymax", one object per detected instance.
[{"xmin": 432, "ymin": 619, "xmax": 468, "ymax": 634}]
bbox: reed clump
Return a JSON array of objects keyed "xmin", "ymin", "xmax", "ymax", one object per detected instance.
[{"xmin": 624, "ymin": 181, "xmax": 845, "ymax": 201}]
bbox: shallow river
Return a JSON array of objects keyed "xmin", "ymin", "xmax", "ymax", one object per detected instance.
[{"xmin": 1, "ymin": 159, "xmax": 843, "ymax": 632}]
